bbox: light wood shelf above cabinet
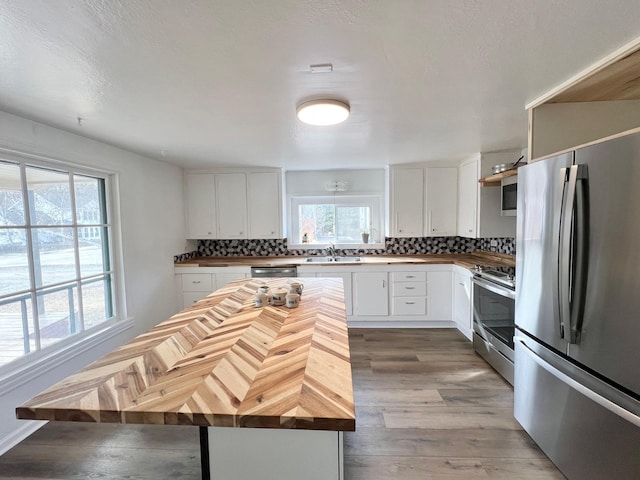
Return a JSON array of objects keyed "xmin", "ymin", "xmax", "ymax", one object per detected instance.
[{"xmin": 527, "ymin": 35, "xmax": 640, "ymax": 162}]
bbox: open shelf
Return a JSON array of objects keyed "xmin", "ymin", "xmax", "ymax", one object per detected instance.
[{"xmin": 479, "ymin": 168, "xmax": 518, "ymax": 187}]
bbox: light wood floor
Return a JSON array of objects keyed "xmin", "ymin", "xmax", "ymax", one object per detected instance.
[{"xmin": 0, "ymin": 328, "xmax": 565, "ymax": 479}]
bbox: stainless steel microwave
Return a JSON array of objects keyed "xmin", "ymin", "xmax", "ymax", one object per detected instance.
[{"xmin": 501, "ymin": 176, "xmax": 517, "ymax": 216}]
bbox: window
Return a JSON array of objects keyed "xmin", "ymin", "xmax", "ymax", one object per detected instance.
[
  {"xmin": 0, "ymin": 159, "xmax": 117, "ymax": 368},
  {"xmin": 290, "ymin": 195, "xmax": 382, "ymax": 247}
]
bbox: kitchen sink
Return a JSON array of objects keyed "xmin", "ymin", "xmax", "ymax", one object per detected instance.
[{"xmin": 304, "ymin": 256, "xmax": 362, "ymax": 263}]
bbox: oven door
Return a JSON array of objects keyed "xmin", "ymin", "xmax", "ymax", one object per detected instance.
[{"xmin": 472, "ymin": 276, "xmax": 516, "ymax": 351}]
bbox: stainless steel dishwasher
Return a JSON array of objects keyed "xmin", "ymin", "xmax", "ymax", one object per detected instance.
[{"xmin": 250, "ymin": 266, "xmax": 297, "ymax": 278}]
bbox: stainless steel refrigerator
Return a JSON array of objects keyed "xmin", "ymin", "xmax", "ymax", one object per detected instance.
[{"xmin": 515, "ymin": 131, "xmax": 640, "ymax": 479}]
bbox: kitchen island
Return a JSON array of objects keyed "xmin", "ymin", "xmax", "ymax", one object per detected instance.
[{"xmin": 16, "ymin": 277, "xmax": 355, "ymax": 480}]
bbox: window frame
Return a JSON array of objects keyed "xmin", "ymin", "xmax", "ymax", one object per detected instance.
[
  {"xmin": 288, "ymin": 194, "xmax": 384, "ymax": 250},
  {"xmin": 0, "ymin": 150, "xmax": 126, "ymax": 373}
]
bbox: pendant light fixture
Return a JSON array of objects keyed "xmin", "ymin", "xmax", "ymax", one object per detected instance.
[{"xmin": 296, "ymin": 99, "xmax": 350, "ymax": 126}]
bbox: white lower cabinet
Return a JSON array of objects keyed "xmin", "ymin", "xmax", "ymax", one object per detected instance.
[
  {"xmin": 353, "ymin": 271, "xmax": 389, "ymax": 316},
  {"xmin": 350, "ymin": 266, "xmax": 455, "ymax": 327},
  {"xmin": 391, "ymin": 271, "xmax": 427, "ymax": 316},
  {"xmin": 175, "ymin": 267, "xmax": 250, "ymax": 309},
  {"xmin": 426, "ymin": 270, "xmax": 453, "ymax": 321},
  {"xmin": 453, "ymin": 266, "xmax": 473, "ymax": 339},
  {"xmin": 175, "ymin": 264, "xmax": 469, "ymax": 333}
]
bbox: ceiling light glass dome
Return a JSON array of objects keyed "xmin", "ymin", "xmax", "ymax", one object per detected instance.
[{"xmin": 296, "ymin": 100, "xmax": 350, "ymax": 126}]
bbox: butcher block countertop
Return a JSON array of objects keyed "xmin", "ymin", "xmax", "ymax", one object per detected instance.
[
  {"xmin": 16, "ymin": 278, "xmax": 355, "ymax": 432},
  {"xmin": 175, "ymin": 251, "xmax": 514, "ymax": 269}
]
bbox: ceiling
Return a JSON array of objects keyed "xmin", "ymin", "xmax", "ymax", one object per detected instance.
[{"xmin": 1, "ymin": 1, "xmax": 640, "ymax": 170}]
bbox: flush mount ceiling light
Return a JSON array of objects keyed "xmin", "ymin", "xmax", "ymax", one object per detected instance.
[{"xmin": 296, "ymin": 100, "xmax": 350, "ymax": 126}]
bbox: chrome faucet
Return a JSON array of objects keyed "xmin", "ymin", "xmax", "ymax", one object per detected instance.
[{"xmin": 326, "ymin": 242, "xmax": 337, "ymax": 260}]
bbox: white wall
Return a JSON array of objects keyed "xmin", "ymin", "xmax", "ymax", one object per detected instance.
[
  {"xmin": 286, "ymin": 169, "xmax": 385, "ymax": 195},
  {"xmin": 0, "ymin": 111, "xmax": 187, "ymax": 452}
]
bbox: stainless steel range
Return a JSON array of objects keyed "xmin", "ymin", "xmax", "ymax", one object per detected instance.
[{"xmin": 472, "ymin": 265, "xmax": 515, "ymax": 385}]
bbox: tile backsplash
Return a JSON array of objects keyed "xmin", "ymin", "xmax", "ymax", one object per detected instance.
[{"xmin": 173, "ymin": 237, "xmax": 515, "ymax": 261}]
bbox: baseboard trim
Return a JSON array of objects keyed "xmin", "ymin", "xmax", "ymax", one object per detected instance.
[
  {"xmin": 0, "ymin": 419, "xmax": 47, "ymax": 456},
  {"xmin": 348, "ymin": 321, "xmax": 456, "ymax": 328}
]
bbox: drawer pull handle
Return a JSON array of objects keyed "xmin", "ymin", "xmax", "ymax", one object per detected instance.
[
  {"xmin": 192, "ymin": 281, "xmax": 201, "ymax": 284},
  {"xmin": 405, "ymin": 301, "xmax": 415, "ymax": 305},
  {"xmin": 405, "ymin": 287, "xmax": 415, "ymax": 290},
  {"xmin": 406, "ymin": 275, "xmax": 415, "ymax": 278}
]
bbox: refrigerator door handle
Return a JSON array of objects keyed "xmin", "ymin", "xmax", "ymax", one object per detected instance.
[
  {"xmin": 515, "ymin": 336, "xmax": 640, "ymax": 428},
  {"xmin": 555, "ymin": 167, "xmax": 571, "ymax": 341},
  {"xmin": 558, "ymin": 166, "xmax": 578, "ymax": 342},
  {"xmin": 569, "ymin": 165, "xmax": 589, "ymax": 343}
]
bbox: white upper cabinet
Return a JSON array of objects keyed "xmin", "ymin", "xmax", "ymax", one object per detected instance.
[
  {"xmin": 247, "ymin": 171, "xmax": 281, "ymax": 239},
  {"xmin": 216, "ymin": 173, "xmax": 248, "ymax": 239},
  {"xmin": 185, "ymin": 173, "xmax": 216, "ymax": 239},
  {"xmin": 425, "ymin": 167, "xmax": 458, "ymax": 237},
  {"xmin": 390, "ymin": 166, "xmax": 458, "ymax": 238},
  {"xmin": 185, "ymin": 169, "xmax": 283, "ymax": 240},
  {"xmin": 390, "ymin": 168, "xmax": 424, "ymax": 237},
  {"xmin": 457, "ymin": 160, "xmax": 478, "ymax": 238}
]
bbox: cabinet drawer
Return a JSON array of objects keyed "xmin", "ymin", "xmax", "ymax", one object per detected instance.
[
  {"xmin": 392, "ymin": 282, "xmax": 427, "ymax": 297},
  {"xmin": 392, "ymin": 297, "xmax": 426, "ymax": 315},
  {"xmin": 183, "ymin": 291, "xmax": 207, "ymax": 308},
  {"xmin": 181, "ymin": 273, "xmax": 213, "ymax": 292},
  {"xmin": 391, "ymin": 271, "xmax": 426, "ymax": 282}
]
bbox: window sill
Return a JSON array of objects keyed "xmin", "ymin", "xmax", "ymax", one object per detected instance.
[{"xmin": 0, "ymin": 318, "xmax": 134, "ymax": 395}]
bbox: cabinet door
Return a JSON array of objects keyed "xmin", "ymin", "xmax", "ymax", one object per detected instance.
[
  {"xmin": 216, "ymin": 173, "xmax": 248, "ymax": 239},
  {"xmin": 426, "ymin": 167, "xmax": 458, "ymax": 237},
  {"xmin": 353, "ymin": 272, "xmax": 388, "ymax": 316},
  {"xmin": 247, "ymin": 172, "xmax": 281, "ymax": 239},
  {"xmin": 454, "ymin": 270, "xmax": 472, "ymax": 340},
  {"xmin": 426, "ymin": 271, "xmax": 453, "ymax": 320},
  {"xmin": 185, "ymin": 173, "xmax": 216, "ymax": 239},
  {"xmin": 457, "ymin": 161, "xmax": 478, "ymax": 238},
  {"xmin": 391, "ymin": 168, "xmax": 424, "ymax": 237}
]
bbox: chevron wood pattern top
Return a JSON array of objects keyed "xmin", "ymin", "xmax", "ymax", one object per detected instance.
[{"xmin": 16, "ymin": 278, "xmax": 355, "ymax": 431}]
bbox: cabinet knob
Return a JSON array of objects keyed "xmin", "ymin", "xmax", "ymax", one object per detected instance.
[
  {"xmin": 468, "ymin": 229, "xmax": 472, "ymax": 233},
  {"xmin": 208, "ymin": 231, "xmax": 212, "ymax": 235}
]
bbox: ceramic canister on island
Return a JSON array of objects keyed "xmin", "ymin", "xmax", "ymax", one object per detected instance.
[
  {"xmin": 254, "ymin": 292, "xmax": 269, "ymax": 307},
  {"xmin": 286, "ymin": 293, "xmax": 300, "ymax": 308},
  {"xmin": 271, "ymin": 287, "xmax": 288, "ymax": 306},
  {"xmin": 289, "ymin": 282, "xmax": 304, "ymax": 296}
]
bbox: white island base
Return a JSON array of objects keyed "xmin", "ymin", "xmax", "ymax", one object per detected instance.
[{"xmin": 207, "ymin": 427, "xmax": 344, "ymax": 480}]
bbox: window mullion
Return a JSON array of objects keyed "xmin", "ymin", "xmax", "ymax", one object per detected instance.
[
  {"xmin": 19, "ymin": 162, "xmax": 41, "ymax": 351},
  {"xmin": 68, "ymin": 172, "xmax": 84, "ymax": 332}
]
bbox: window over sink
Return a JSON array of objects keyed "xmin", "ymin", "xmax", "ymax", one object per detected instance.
[{"xmin": 289, "ymin": 195, "xmax": 383, "ymax": 248}]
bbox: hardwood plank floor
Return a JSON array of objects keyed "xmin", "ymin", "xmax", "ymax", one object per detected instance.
[{"xmin": 0, "ymin": 328, "xmax": 564, "ymax": 479}]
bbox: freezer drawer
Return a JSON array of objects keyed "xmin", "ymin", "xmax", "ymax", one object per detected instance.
[{"xmin": 514, "ymin": 336, "xmax": 640, "ymax": 480}]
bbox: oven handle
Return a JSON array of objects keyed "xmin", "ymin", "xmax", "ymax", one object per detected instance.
[{"xmin": 472, "ymin": 276, "xmax": 516, "ymax": 299}]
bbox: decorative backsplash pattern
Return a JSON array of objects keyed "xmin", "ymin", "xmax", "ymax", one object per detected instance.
[{"xmin": 174, "ymin": 236, "xmax": 515, "ymax": 261}]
